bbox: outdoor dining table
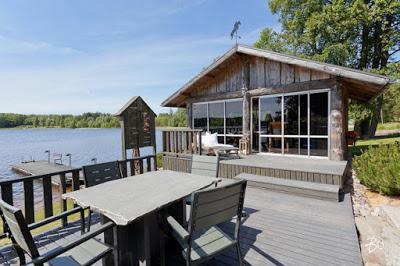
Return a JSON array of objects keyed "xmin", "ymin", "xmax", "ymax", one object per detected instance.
[{"xmin": 63, "ymin": 170, "xmax": 219, "ymax": 266}]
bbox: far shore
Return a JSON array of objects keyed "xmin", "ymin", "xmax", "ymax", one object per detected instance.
[{"xmin": 0, "ymin": 126, "xmax": 187, "ymax": 130}]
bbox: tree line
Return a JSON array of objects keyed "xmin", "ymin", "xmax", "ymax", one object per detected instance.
[
  {"xmin": 0, "ymin": 109, "xmax": 187, "ymax": 129},
  {"xmin": 0, "ymin": 113, "xmax": 120, "ymax": 128},
  {"xmin": 255, "ymin": 0, "xmax": 400, "ymax": 138},
  {"xmin": 155, "ymin": 108, "xmax": 187, "ymax": 127}
]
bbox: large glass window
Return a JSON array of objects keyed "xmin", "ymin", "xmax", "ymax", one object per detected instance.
[
  {"xmin": 225, "ymin": 100, "xmax": 243, "ymax": 135},
  {"xmin": 192, "ymin": 99, "xmax": 243, "ymax": 147},
  {"xmin": 260, "ymin": 97, "xmax": 282, "ymax": 135},
  {"xmin": 256, "ymin": 90, "xmax": 329, "ymax": 157},
  {"xmin": 208, "ymin": 102, "xmax": 224, "ymax": 135},
  {"xmin": 193, "ymin": 103, "xmax": 207, "ymax": 131},
  {"xmin": 310, "ymin": 92, "xmax": 328, "ymax": 136}
]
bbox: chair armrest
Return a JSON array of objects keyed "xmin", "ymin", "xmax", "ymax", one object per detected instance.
[
  {"xmin": 28, "ymin": 207, "xmax": 84, "ymax": 231},
  {"xmin": 166, "ymin": 215, "xmax": 189, "ymax": 241},
  {"xmin": 29, "ymin": 221, "xmax": 115, "ymax": 265}
]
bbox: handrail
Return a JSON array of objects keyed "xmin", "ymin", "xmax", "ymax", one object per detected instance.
[
  {"xmin": 162, "ymin": 129, "xmax": 203, "ymax": 155},
  {"xmin": 0, "ymin": 155, "xmax": 157, "ymax": 236},
  {"xmin": 160, "ymin": 128, "xmax": 202, "ymax": 132},
  {"xmin": 0, "ymin": 167, "xmax": 82, "ymax": 186}
]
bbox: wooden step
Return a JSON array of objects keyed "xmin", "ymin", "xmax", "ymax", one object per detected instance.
[{"xmin": 235, "ymin": 173, "xmax": 340, "ymax": 201}]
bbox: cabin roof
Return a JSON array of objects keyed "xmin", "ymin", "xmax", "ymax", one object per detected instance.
[
  {"xmin": 115, "ymin": 96, "xmax": 157, "ymax": 117},
  {"xmin": 162, "ymin": 44, "xmax": 393, "ymax": 107}
]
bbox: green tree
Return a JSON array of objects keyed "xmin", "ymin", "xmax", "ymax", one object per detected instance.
[{"xmin": 255, "ymin": 0, "xmax": 400, "ymax": 137}]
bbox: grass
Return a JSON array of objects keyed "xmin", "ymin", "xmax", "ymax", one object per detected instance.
[
  {"xmin": 349, "ymin": 133, "xmax": 400, "ymax": 157},
  {"xmin": 377, "ymin": 122, "xmax": 400, "ymax": 131},
  {"xmin": 0, "ymin": 199, "xmax": 86, "ymax": 246}
]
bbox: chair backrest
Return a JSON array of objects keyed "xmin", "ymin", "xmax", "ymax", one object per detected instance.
[
  {"xmin": 0, "ymin": 200, "xmax": 39, "ymax": 258},
  {"xmin": 191, "ymin": 155, "xmax": 219, "ymax": 177},
  {"xmin": 83, "ymin": 161, "xmax": 122, "ymax": 188},
  {"xmin": 188, "ymin": 180, "xmax": 247, "ymax": 233}
]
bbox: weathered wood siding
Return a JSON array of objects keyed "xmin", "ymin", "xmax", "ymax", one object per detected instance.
[
  {"xmin": 218, "ymin": 163, "xmax": 343, "ymax": 187},
  {"xmin": 162, "ymin": 155, "xmax": 346, "ymax": 187},
  {"xmin": 189, "ymin": 55, "xmax": 331, "ymax": 100},
  {"xmin": 162, "ymin": 154, "xmax": 191, "ymax": 173}
]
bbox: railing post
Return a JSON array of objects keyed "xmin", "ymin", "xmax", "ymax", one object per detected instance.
[
  {"xmin": 130, "ymin": 160, "xmax": 136, "ymax": 176},
  {"xmin": 1, "ymin": 184, "xmax": 13, "ymax": 234},
  {"xmin": 42, "ymin": 175, "xmax": 53, "ymax": 218},
  {"xmin": 166, "ymin": 131, "xmax": 170, "ymax": 153},
  {"xmin": 119, "ymin": 161, "xmax": 128, "ymax": 177},
  {"xmin": 146, "ymin": 157, "xmax": 152, "ymax": 172},
  {"xmin": 59, "ymin": 173, "xmax": 68, "ymax": 227},
  {"xmin": 198, "ymin": 131, "xmax": 202, "ymax": 155},
  {"xmin": 24, "ymin": 180, "xmax": 34, "ymax": 224}
]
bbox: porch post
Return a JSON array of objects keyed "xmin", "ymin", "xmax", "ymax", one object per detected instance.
[
  {"xmin": 330, "ymin": 82, "xmax": 347, "ymax": 161},
  {"xmin": 186, "ymin": 102, "xmax": 192, "ymax": 129},
  {"xmin": 242, "ymin": 91, "xmax": 251, "ymax": 138}
]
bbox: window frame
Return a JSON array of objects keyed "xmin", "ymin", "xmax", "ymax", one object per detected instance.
[
  {"xmin": 192, "ymin": 98, "xmax": 243, "ymax": 145},
  {"xmin": 254, "ymin": 88, "xmax": 331, "ymax": 158}
]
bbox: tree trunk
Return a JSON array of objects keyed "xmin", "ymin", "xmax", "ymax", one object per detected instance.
[{"xmin": 368, "ymin": 95, "xmax": 383, "ymax": 138}]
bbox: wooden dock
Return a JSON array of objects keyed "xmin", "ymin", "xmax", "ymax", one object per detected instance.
[{"xmin": 11, "ymin": 160, "xmax": 83, "ymax": 185}]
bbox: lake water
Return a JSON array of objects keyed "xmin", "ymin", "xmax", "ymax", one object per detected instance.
[{"xmin": 0, "ymin": 128, "xmax": 163, "ymax": 206}]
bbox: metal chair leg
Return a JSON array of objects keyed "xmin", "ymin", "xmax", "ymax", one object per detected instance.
[
  {"xmin": 236, "ymin": 243, "xmax": 243, "ymax": 266},
  {"xmin": 87, "ymin": 210, "xmax": 92, "ymax": 232}
]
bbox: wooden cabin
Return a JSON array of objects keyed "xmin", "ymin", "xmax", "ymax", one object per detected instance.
[{"xmin": 162, "ymin": 44, "xmax": 392, "ymax": 161}]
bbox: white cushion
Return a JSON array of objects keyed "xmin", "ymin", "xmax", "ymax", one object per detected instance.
[{"xmin": 208, "ymin": 133, "xmax": 219, "ymax": 146}]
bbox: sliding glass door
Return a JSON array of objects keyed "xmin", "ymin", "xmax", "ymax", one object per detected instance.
[{"xmin": 254, "ymin": 90, "xmax": 330, "ymax": 158}]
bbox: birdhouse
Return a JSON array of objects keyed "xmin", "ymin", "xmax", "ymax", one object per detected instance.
[{"xmin": 115, "ymin": 96, "xmax": 157, "ymax": 160}]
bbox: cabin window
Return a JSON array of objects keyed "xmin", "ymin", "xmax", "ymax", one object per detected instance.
[
  {"xmin": 208, "ymin": 101, "xmax": 225, "ymax": 144},
  {"xmin": 255, "ymin": 90, "xmax": 330, "ymax": 158},
  {"xmin": 192, "ymin": 99, "xmax": 243, "ymax": 147},
  {"xmin": 193, "ymin": 103, "xmax": 208, "ymax": 131}
]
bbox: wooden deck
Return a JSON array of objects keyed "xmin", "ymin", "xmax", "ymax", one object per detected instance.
[
  {"xmin": 11, "ymin": 160, "xmax": 84, "ymax": 185},
  {"xmin": 0, "ymin": 187, "xmax": 362, "ymax": 266},
  {"xmin": 11, "ymin": 160, "xmax": 75, "ymax": 176},
  {"xmin": 163, "ymin": 153, "xmax": 349, "ymax": 188}
]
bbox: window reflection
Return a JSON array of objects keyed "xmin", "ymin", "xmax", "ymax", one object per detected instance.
[
  {"xmin": 260, "ymin": 97, "xmax": 282, "ymax": 135},
  {"xmin": 193, "ymin": 103, "xmax": 207, "ymax": 131},
  {"xmin": 226, "ymin": 100, "xmax": 243, "ymax": 135},
  {"xmin": 260, "ymin": 137, "xmax": 282, "ymax": 154},
  {"xmin": 208, "ymin": 102, "xmax": 224, "ymax": 135},
  {"xmin": 310, "ymin": 92, "xmax": 328, "ymax": 136}
]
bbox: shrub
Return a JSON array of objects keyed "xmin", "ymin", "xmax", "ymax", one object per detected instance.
[
  {"xmin": 353, "ymin": 143, "xmax": 400, "ymax": 196},
  {"xmin": 156, "ymin": 152, "xmax": 163, "ymax": 169}
]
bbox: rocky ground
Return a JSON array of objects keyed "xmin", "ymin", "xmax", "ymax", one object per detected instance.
[{"xmin": 352, "ymin": 174, "xmax": 400, "ymax": 266}]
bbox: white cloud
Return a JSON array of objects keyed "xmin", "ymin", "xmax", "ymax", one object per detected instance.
[
  {"xmin": 0, "ymin": 35, "xmax": 81, "ymax": 55},
  {"xmin": 0, "ymin": 34, "xmax": 234, "ymax": 115}
]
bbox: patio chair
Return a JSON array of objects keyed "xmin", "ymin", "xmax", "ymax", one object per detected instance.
[
  {"xmin": 187, "ymin": 155, "xmax": 221, "ymax": 205},
  {"xmin": 164, "ymin": 179, "xmax": 247, "ymax": 266},
  {"xmin": 190, "ymin": 154, "xmax": 220, "ymax": 177},
  {"xmin": 83, "ymin": 161, "xmax": 122, "ymax": 231},
  {"xmin": 0, "ymin": 199, "xmax": 114, "ymax": 266}
]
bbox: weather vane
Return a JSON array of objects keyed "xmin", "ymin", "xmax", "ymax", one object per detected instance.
[{"xmin": 230, "ymin": 21, "xmax": 241, "ymax": 44}]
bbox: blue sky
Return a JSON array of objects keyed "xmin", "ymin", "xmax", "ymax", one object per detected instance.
[{"xmin": 0, "ymin": 0, "xmax": 278, "ymax": 115}]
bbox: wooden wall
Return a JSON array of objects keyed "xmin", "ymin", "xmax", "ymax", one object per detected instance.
[
  {"xmin": 185, "ymin": 54, "xmax": 349, "ymax": 161},
  {"xmin": 190, "ymin": 55, "xmax": 331, "ymax": 100}
]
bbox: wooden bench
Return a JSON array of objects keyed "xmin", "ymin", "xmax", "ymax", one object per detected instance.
[{"xmin": 235, "ymin": 173, "xmax": 340, "ymax": 201}]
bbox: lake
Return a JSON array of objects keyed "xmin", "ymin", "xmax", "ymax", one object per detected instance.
[{"xmin": 0, "ymin": 128, "xmax": 163, "ymax": 206}]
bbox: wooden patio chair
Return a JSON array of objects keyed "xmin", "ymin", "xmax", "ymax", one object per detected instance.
[
  {"xmin": 164, "ymin": 179, "xmax": 247, "ymax": 266},
  {"xmin": 0, "ymin": 199, "xmax": 114, "ymax": 266},
  {"xmin": 82, "ymin": 161, "xmax": 122, "ymax": 231}
]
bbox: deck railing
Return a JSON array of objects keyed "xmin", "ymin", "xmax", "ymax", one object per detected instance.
[
  {"xmin": 0, "ymin": 155, "xmax": 156, "ymax": 238},
  {"xmin": 162, "ymin": 129, "xmax": 203, "ymax": 155}
]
